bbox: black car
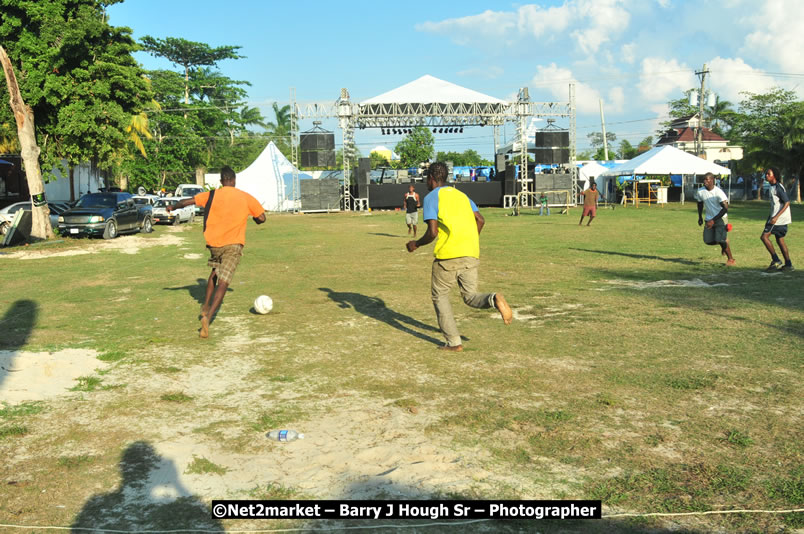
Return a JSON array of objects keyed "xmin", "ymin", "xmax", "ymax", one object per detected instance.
[{"xmin": 58, "ymin": 192, "xmax": 153, "ymax": 239}]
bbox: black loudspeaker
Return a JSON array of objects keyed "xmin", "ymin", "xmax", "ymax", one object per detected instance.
[
  {"xmin": 553, "ymin": 148, "xmax": 570, "ymax": 164},
  {"xmin": 300, "ymin": 132, "xmax": 335, "ymax": 151},
  {"xmin": 301, "ymin": 151, "xmax": 335, "ymax": 167},
  {"xmin": 495, "ymin": 154, "xmax": 506, "ymax": 173},
  {"xmin": 534, "ymin": 131, "xmax": 569, "ymax": 148},
  {"xmin": 534, "ymin": 148, "xmax": 553, "ymax": 164},
  {"xmin": 357, "ymin": 158, "xmax": 371, "ymax": 184}
]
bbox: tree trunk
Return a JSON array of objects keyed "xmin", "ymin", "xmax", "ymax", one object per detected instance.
[
  {"xmin": 195, "ymin": 167, "xmax": 205, "ymax": 186},
  {"xmin": 69, "ymin": 166, "xmax": 75, "ymax": 202},
  {"xmin": 0, "ymin": 45, "xmax": 53, "ymax": 240}
]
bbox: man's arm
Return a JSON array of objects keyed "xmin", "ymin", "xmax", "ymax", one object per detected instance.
[
  {"xmin": 706, "ymin": 201, "xmax": 728, "ymax": 228},
  {"xmin": 166, "ymin": 198, "xmax": 195, "ymax": 212},
  {"xmin": 697, "ymin": 201, "xmax": 704, "ymax": 226},
  {"xmin": 475, "ymin": 210, "xmax": 485, "ymax": 234},
  {"xmin": 416, "ymin": 193, "xmax": 421, "ymax": 207},
  {"xmin": 406, "ymin": 219, "xmax": 438, "ymax": 252},
  {"xmin": 253, "ymin": 212, "xmax": 266, "ymax": 225}
]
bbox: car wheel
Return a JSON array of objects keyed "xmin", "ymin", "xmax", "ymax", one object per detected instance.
[
  {"xmin": 141, "ymin": 215, "xmax": 153, "ymax": 234},
  {"xmin": 0, "ymin": 221, "xmax": 8, "ymax": 236},
  {"xmin": 103, "ymin": 219, "xmax": 118, "ymax": 239},
  {"xmin": 172, "ymin": 214, "xmax": 180, "ymax": 226}
]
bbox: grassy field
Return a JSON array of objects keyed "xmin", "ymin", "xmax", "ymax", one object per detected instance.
[{"xmin": 0, "ymin": 200, "xmax": 802, "ymax": 533}]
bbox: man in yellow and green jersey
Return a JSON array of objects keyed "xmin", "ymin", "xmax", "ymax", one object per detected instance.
[{"xmin": 406, "ymin": 162, "xmax": 512, "ymax": 351}]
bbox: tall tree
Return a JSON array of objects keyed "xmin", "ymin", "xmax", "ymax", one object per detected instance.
[
  {"xmin": 0, "ymin": 45, "xmax": 52, "ymax": 238},
  {"xmin": 395, "ymin": 126, "xmax": 434, "ymax": 168},
  {"xmin": 140, "ymin": 36, "xmax": 242, "ymax": 108},
  {"xmin": 0, "ymin": 0, "xmax": 150, "ymax": 203}
]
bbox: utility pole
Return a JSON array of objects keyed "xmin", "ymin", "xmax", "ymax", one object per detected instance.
[
  {"xmin": 599, "ymin": 99, "xmax": 609, "ymax": 161},
  {"xmin": 695, "ymin": 64, "xmax": 709, "ymax": 159}
]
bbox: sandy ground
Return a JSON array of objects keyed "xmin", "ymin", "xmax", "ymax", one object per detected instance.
[
  {"xmin": 0, "ymin": 226, "xmax": 187, "ymax": 260},
  {"xmin": 0, "ymin": 349, "xmax": 104, "ymax": 404}
]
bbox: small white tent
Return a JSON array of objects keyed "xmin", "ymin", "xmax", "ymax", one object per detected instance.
[
  {"xmin": 599, "ymin": 145, "xmax": 731, "ymax": 177},
  {"xmin": 205, "ymin": 142, "xmax": 311, "ymax": 211},
  {"xmin": 579, "ymin": 162, "xmax": 613, "ymax": 202}
]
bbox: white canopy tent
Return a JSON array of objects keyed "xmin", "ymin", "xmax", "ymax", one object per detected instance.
[
  {"xmin": 205, "ymin": 141, "xmax": 311, "ymax": 211},
  {"xmin": 579, "ymin": 161, "xmax": 609, "ymax": 187},
  {"xmin": 599, "ymin": 145, "xmax": 730, "ymax": 203},
  {"xmin": 599, "ymin": 145, "xmax": 731, "ymax": 177}
]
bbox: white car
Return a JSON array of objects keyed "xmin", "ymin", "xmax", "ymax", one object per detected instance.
[
  {"xmin": 0, "ymin": 201, "xmax": 68, "ymax": 235},
  {"xmin": 152, "ymin": 197, "xmax": 195, "ymax": 225},
  {"xmin": 174, "ymin": 184, "xmax": 206, "ymax": 215}
]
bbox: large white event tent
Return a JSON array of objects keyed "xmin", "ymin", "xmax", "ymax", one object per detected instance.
[
  {"xmin": 205, "ymin": 141, "xmax": 311, "ymax": 211},
  {"xmin": 360, "ymin": 74, "xmax": 508, "ymax": 108},
  {"xmin": 599, "ymin": 145, "xmax": 731, "ymax": 202}
]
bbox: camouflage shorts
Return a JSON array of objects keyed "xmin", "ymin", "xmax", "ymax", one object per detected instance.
[{"xmin": 207, "ymin": 244, "xmax": 243, "ymax": 284}]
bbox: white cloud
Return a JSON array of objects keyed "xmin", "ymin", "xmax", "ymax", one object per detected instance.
[
  {"xmin": 742, "ymin": 0, "xmax": 804, "ymax": 74},
  {"xmin": 638, "ymin": 57, "xmax": 695, "ymax": 102},
  {"xmin": 707, "ymin": 57, "xmax": 777, "ymax": 103},
  {"xmin": 415, "ymin": 10, "xmax": 516, "ymax": 45},
  {"xmin": 621, "ymin": 43, "xmax": 637, "ymax": 64},
  {"xmin": 530, "ymin": 63, "xmax": 614, "ymax": 114},
  {"xmin": 607, "ymin": 87, "xmax": 625, "ymax": 112},
  {"xmin": 418, "ymin": 1, "xmax": 632, "ymax": 55}
]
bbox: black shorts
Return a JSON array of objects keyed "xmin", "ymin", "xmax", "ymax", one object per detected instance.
[
  {"xmin": 703, "ymin": 219, "xmax": 727, "ymax": 244},
  {"xmin": 763, "ymin": 219, "xmax": 788, "ymax": 238}
]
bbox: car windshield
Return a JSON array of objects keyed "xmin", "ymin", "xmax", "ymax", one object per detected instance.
[
  {"xmin": 133, "ymin": 198, "xmax": 149, "ymax": 205},
  {"xmin": 76, "ymin": 194, "xmax": 116, "ymax": 208},
  {"xmin": 182, "ymin": 188, "xmax": 203, "ymax": 196},
  {"xmin": 155, "ymin": 199, "xmax": 177, "ymax": 207}
]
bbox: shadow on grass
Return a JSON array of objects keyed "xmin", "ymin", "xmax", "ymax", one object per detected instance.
[
  {"xmin": 71, "ymin": 441, "xmax": 223, "ymax": 533},
  {"xmin": 570, "ymin": 248, "xmax": 700, "ymax": 266},
  {"xmin": 163, "ymin": 278, "xmax": 232, "ymax": 307},
  {"xmin": 370, "ymin": 232, "xmax": 403, "ymax": 238},
  {"xmin": 0, "ymin": 300, "xmax": 38, "ymax": 391},
  {"xmin": 319, "ymin": 287, "xmax": 443, "ymax": 346}
]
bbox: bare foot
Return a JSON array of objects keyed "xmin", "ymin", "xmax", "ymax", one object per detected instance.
[
  {"xmin": 199, "ymin": 316, "xmax": 209, "ymax": 338},
  {"xmin": 438, "ymin": 344, "xmax": 463, "ymax": 352},
  {"xmin": 495, "ymin": 294, "xmax": 513, "ymax": 325}
]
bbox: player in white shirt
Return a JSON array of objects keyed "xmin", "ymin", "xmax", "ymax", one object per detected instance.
[
  {"xmin": 760, "ymin": 167, "xmax": 793, "ymax": 272},
  {"xmin": 696, "ymin": 172, "xmax": 735, "ymax": 266}
]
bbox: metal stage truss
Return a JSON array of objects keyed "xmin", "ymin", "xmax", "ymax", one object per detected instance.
[{"xmin": 290, "ymin": 83, "xmax": 576, "ymax": 211}]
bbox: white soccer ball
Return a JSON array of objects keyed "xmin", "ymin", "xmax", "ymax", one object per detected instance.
[{"xmin": 254, "ymin": 295, "xmax": 273, "ymax": 314}]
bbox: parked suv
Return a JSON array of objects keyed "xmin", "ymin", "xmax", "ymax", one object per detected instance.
[{"xmin": 58, "ymin": 192, "xmax": 153, "ymax": 239}]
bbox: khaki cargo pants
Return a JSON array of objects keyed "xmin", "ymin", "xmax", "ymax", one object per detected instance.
[{"xmin": 431, "ymin": 256, "xmax": 495, "ymax": 347}]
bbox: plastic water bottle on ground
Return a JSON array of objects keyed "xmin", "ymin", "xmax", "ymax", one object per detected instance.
[{"xmin": 266, "ymin": 430, "xmax": 304, "ymax": 442}]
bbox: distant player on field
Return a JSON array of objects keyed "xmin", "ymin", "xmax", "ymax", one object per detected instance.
[
  {"xmin": 696, "ymin": 172, "xmax": 735, "ymax": 266},
  {"xmin": 579, "ymin": 182, "xmax": 598, "ymax": 226},
  {"xmin": 761, "ymin": 167, "xmax": 794, "ymax": 272},
  {"xmin": 403, "ymin": 184, "xmax": 421, "ymax": 237}
]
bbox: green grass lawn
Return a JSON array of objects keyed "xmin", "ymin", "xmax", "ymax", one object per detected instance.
[{"xmin": 0, "ymin": 201, "xmax": 801, "ymax": 533}]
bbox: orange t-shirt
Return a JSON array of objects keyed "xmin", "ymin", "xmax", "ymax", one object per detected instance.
[{"xmin": 194, "ymin": 187, "xmax": 264, "ymax": 247}]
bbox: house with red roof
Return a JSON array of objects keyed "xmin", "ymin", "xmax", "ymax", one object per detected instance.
[{"xmin": 656, "ymin": 114, "xmax": 742, "ymax": 164}]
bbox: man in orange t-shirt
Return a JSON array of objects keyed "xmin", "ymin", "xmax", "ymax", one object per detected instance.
[
  {"xmin": 169, "ymin": 166, "xmax": 265, "ymax": 338},
  {"xmin": 579, "ymin": 182, "xmax": 599, "ymax": 226}
]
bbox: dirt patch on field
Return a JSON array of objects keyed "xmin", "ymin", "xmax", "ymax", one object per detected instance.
[
  {"xmin": 0, "ymin": 349, "xmax": 105, "ymax": 404},
  {"xmin": 0, "ymin": 226, "xmax": 188, "ymax": 260}
]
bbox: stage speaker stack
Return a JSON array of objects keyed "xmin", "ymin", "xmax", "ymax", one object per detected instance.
[
  {"xmin": 300, "ymin": 127, "xmax": 336, "ymax": 168},
  {"xmin": 504, "ymin": 165, "xmax": 518, "ymax": 195},
  {"xmin": 532, "ymin": 130, "xmax": 570, "ymax": 164},
  {"xmin": 495, "ymin": 154, "xmax": 506, "ymax": 173},
  {"xmin": 357, "ymin": 157, "xmax": 371, "ymax": 198}
]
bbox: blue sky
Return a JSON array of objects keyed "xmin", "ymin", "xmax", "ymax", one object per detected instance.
[{"xmin": 106, "ymin": 0, "xmax": 804, "ymax": 160}]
